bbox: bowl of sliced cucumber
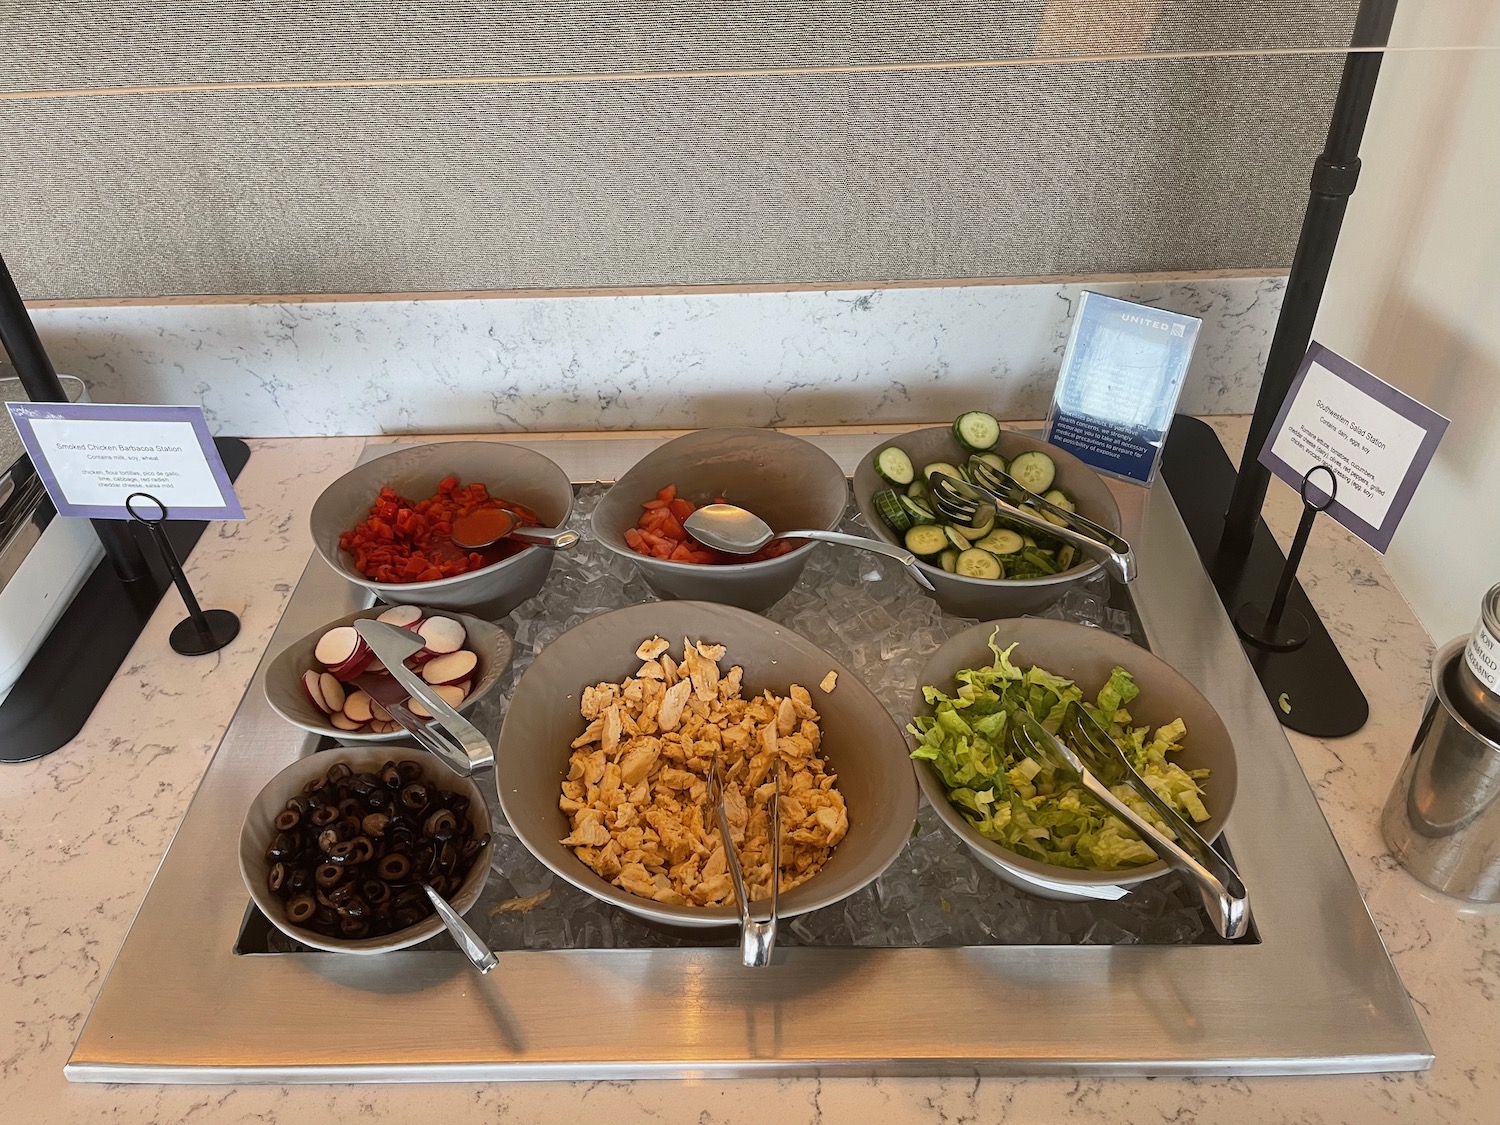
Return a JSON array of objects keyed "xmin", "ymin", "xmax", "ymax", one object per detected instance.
[{"xmin": 853, "ymin": 413, "xmax": 1122, "ymax": 619}]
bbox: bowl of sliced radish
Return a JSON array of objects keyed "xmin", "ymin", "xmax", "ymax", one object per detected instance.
[
  {"xmin": 264, "ymin": 605, "xmax": 513, "ymax": 743},
  {"xmin": 853, "ymin": 416, "xmax": 1123, "ymax": 619}
]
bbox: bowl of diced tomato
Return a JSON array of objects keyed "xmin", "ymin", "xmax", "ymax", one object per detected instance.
[
  {"xmin": 311, "ymin": 441, "xmax": 574, "ymax": 620},
  {"xmin": 592, "ymin": 428, "xmax": 848, "ymax": 612}
]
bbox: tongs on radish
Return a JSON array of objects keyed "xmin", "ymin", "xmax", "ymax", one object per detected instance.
[{"xmin": 353, "ymin": 619, "xmax": 494, "ymax": 777}]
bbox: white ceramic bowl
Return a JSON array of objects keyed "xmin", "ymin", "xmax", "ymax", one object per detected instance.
[
  {"xmin": 911, "ymin": 617, "xmax": 1239, "ymax": 901},
  {"xmin": 310, "ymin": 441, "xmax": 575, "ymax": 620},
  {"xmin": 591, "ymin": 428, "xmax": 850, "ymax": 613},
  {"xmin": 263, "ymin": 606, "xmax": 513, "ymax": 744},
  {"xmin": 495, "ymin": 600, "xmax": 918, "ymax": 927},
  {"xmin": 853, "ymin": 426, "xmax": 1123, "ymax": 619},
  {"xmin": 238, "ymin": 746, "xmax": 491, "ymax": 954}
]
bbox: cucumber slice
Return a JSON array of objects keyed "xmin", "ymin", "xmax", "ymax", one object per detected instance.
[
  {"xmin": 975, "ymin": 451, "xmax": 1007, "ymax": 473},
  {"xmin": 953, "ymin": 411, "xmax": 1002, "ymax": 452},
  {"xmin": 922, "ymin": 461, "xmax": 962, "ymax": 484},
  {"xmin": 898, "ymin": 494, "xmax": 938, "ymax": 525},
  {"xmin": 943, "ymin": 524, "xmax": 971, "ymax": 552},
  {"xmin": 905, "ymin": 480, "xmax": 931, "ymax": 502},
  {"xmin": 1042, "ymin": 488, "xmax": 1076, "ymax": 512},
  {"xmin": 955, "ymin": 512, "xmax": 996, "ymax": 540},
  {"xmin": 873, "ymin": 488, "xmax": 912, "ymax": 533},
  {"xmin": 1008, "ymin": 450, "xmax": 1057, "ymax": 494},
  {"xmin": 938, "ymin": 549, "xmax": 959, "ymax": 573},
  {"xmin": 1020, "ymin": 548, "xmax": 1059, "ymax": 575},
  {"xmin": 1041, "ymin": 510, "xmax": 1069, "ymax": 528},
  {"xmin": 874, "ymin": 446, "xmax": 915, "ymax": 486},
  {"xmin": 974, "ymin": 529, "xmax": 1024, "ymax": 555},
  {"xmin": 1056, "ymin": 544, "xmax": 1076, "ymax": 571},
  {"xmin": 954, "ymin": 547, "xmax": 1003, "ymax": 580},
  {"xmin": 904, "ymin": 524, "xmax": 950, "ymax": 559}
]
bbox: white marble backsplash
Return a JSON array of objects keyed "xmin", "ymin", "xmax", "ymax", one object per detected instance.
[{"xmin": 30, "ymin": 276, "xmax": 1283, "ymax": 437}]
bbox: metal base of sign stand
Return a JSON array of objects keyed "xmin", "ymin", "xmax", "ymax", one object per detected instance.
[
  {"xmin": 0, "ymin": 437, "xmax": 251, "ymax": 763},
  {"xmin": 1162, "ymin": 415, "xmax": 1368, "ymax": 738}
]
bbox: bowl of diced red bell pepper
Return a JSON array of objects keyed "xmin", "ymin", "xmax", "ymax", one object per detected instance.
[
  {"xmin": 310, "ymin": 441, "xmax": 575, "ymax": 620},
  {"xmin": 592, "ymin": 428, "xmax": 849, "ymax": 612}
]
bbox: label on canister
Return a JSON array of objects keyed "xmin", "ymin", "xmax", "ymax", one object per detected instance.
[{"xmin": 1464, "ymin": 586, "xmax": 1500, "ymax": 694}]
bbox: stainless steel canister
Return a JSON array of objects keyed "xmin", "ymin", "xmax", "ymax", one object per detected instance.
[
  {"xmin": 1454, "ymin": 582, "xmax": 1500, "ymax": 740},
  {"xmin": 1381, "ymin": 637, "xmax": 1500, "ymax": 902}
]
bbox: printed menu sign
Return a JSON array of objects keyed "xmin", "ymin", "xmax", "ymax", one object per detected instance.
[
  {"xmin": 4, "ymin": 401, "xmax": 244, "ymax": 520},
  {"xmin": 1259, "ymin": 342, "xmax": 1446, "ymax": 553},
  {"xmin": 1044, "ymin": 291, "xmax": 1202, "ymax": 485}
]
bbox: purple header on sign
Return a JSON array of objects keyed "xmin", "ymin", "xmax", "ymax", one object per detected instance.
[{"xmin": 4, "ymin": 401, "xmax": 245, "ymax": 521}]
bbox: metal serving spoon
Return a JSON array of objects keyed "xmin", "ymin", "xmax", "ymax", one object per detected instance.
[
  {"xmin": 682, "ymin": 503, "xmax": 935, "ymax": 591},
  {"xmin": 422, "ymin": 883, "xmax": 498, "ymax": 974},
  {"xmin": 450, "ymin": 506, "xmax": 579, "ymax": 551}
]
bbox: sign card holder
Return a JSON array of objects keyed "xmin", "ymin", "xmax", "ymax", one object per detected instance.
[
  {"xmin": 1257, "ymin": 341, "xmax": 1447, "ymax": 554},
  {"xmin": 5, "ymin": 402, "xmax": 244, "ymax": 656}
]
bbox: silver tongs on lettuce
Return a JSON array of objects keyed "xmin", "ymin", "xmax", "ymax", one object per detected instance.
[{"xmin": 1014, "ymin": 704, "xmax": 1250, "ymax": 940}]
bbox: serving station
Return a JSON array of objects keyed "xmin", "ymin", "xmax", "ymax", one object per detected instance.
[{"xmin": 65, "ymin": 425, "xmax": 1430, "ymax": 1082}]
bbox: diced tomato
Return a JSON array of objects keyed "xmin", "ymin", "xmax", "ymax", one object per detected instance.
[
  {"xmin": 338, "ymin": 476, "xmax": 541, "ymax": 584},
  {"xmin": 623, "ymin": 483, "xmax": 793, "ymax": 567}
]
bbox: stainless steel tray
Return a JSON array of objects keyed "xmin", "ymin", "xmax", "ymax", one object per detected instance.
[{"xmin": 67, "ymin": 432, "xmax": 1431, "ymax": 1081}]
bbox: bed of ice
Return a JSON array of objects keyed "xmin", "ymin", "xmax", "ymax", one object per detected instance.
[
  {"xmin": 261, "ymin": 482, "xmax": 1235, "ymax": 954},
  {"xmin": 464, "ymin": 484, "xmax": 1231, "ymax": 952}
]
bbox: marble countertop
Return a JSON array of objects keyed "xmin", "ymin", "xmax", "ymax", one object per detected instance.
[{"xmin": 3, "ymin": 420, "xmax": 1495, "ymax": 1125}]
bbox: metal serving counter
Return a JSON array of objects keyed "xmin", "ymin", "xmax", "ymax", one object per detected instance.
[{"xmin": 66, "ymin": 431, "xmax": 1431, "ymax": 1081}]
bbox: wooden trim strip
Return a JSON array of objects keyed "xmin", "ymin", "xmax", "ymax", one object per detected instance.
[
  {"xmin": 25, "ymin": 269, "xmax": 1286, "ymax": 310},
  {"xmin": 0, "ymin": 44, "xmax": 1445, "ymax": 104}
]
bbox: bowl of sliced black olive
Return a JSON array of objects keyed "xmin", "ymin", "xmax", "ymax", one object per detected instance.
[{"xmin": 238, "ymin": 747, "xmax": 491, "ymax": 954}]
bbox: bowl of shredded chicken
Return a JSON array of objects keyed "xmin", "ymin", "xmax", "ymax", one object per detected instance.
[{"xmin": 495, "ymin": 601, "xmax": 918, "ymax": 928}]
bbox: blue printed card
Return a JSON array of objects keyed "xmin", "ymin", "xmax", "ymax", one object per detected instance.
[{"xmin": 1043, "ymin": 292, "xmax": 1202, "ymax": 485}]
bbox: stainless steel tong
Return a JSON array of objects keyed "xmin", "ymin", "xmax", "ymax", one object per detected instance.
[
  {"xmin": 1010, "ymin": 704, "xmax": 1250, "ymax": 940},
  {"xmin": 353, "ymin": 618, "xmax": 495, "ymax": 777},
  {"xmin": 929, "ymin": 459, "xmax": 1135, "ymax": 583},
  {"xmin": 707, "ymin": 754, "xmax": 780, "ymax": 968}
]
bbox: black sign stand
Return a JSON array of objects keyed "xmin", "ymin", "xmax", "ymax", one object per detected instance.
[
  {"xmin": 1163, "ymin": 418, "xmax": 1369, "ymax": 738},
  {"xmin": 125, "ymin": 493, "xmax": 241, "ymax": 656}
]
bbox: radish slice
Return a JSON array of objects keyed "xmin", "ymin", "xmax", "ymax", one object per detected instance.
[
  {"xmin": 343, "ymin": 691, "xmax": 374, "ymax": 723},
  {"xmin": 329, "ymin": 711, "xmax": 364, "ymax": 731},
  {"xmin": 408, "ymin": 684, "xmax": 467, "ymax": 718},
  {"xmin": 370, "ymin": 699, "xmax": 392, "ymax": 722},
  {"xmin": 453, "ymin": 679, "xmax": 473, "ymax": 699},
  {"xmin": 375, "ymin": 605, "xmax": 425, "ymax": 629},
  {"xmin": 417, "ymin": 616, "xmax": 466, "ymax": 655},
  {"xmin": 302, "ymin": 670, "xmax": 331, "ymax": 713},
  {"xmin": 328, "ymin": 645, "xmax": 374, "ymax": 680},
  {"xmin": 367, "ymin": 657, "xmax": 387, "ymax": 674},
  {"xmin": 422, "ymin": 650, "xmax": 478, "ymax": 686},
  {"xmin": 314, "ymin": 626, "xmax": 362, "ymax": 668},
  {"xmin": 318, "ymin": 673, "xmax": 346, "ymax": 713}
]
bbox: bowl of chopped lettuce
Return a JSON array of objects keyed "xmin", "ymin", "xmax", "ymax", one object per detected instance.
[{"xmin": 908, "ymin": 617, "xmax": 1237, "ymax": 901}]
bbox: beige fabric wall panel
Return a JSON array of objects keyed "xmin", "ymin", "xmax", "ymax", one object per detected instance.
[
  {"xmin": 1, "ymin": 54, "xmax": 1341, "ymax": 300},
  {"xmin": 1, "ymin": 3, "xmax": 1359, "ymax": 93}
]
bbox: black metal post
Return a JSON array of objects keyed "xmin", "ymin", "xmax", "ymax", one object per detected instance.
[
  {"xmin": 0, "ymin": 251, "xmax": 148, "ymax": 581},
  {"xmin": 1219, "ymin": 0, "xmax": 1399, "ymax": 555}
]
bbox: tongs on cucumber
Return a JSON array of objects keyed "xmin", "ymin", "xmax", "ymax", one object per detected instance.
[{"xmin": 928, "ymin": 469, "xmax": 1136, "ymax": 584}]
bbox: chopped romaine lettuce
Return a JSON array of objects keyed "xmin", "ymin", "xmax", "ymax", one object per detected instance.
[{"xmin": 909, "ymin": 631, "xmax": 1211, "ymax": 872}]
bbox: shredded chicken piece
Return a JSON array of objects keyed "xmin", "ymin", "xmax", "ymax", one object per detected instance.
[{"xmin": 559, "ymin": 637, "xmax": 848, "ymax": 907}]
